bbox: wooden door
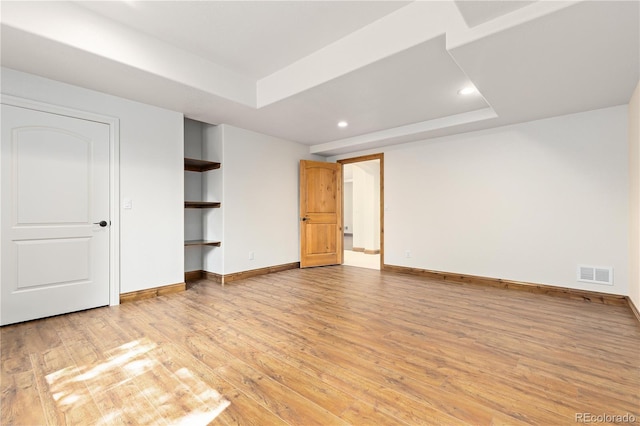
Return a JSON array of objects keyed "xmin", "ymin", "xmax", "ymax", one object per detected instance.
[
  {"xmin": 299, "ymin": 160, "xmax": 343, "ymax": 268},
  {"xmin": 1, "ymin": 104, "xmax": 111, "ymax": 325}
]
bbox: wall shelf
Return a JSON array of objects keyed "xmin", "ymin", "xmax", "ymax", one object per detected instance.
[
  {"xmin": 184, "ymin": 119, "xmax": 222, "ymax": 278},
  {"xmin": 184, "ymin": 158, "xmax": 221, "ymax": 172},
  {"xmin": 185, "ymin": 240, "xmax": 221, "ymax": 247},
  {"xmin": 185, "ymin": 201, "xmax": 221, "ymax": 209}
]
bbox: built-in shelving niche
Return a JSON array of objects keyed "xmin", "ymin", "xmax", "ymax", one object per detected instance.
[{"xmin": 184, "ymin": 119, "xmax": 222, "ymax": 277}]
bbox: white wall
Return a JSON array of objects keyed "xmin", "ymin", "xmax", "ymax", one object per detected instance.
[
  {"xmin": 629, "ymin": 82, "xmax": 640, "ymax": 308},
  {"xmin": 202, "ymin": 124, "xmax": 224, "ymax": 275},
  {"xmin": 344, "ymin": 180, "xmax": 354, "ymax": 234},
  {"xmin": 214, "ymin": 125, "xmax": 320, "ymax": 274},
  {"xmin": 330, "ymin": 106, "xmax": 629, "ymax": 295},
  {"xmin": 1, "ymin": 68, "xmax": 185, "ymax": 293},
  {"xmin": 352, "ymin": 161, "xmax": 380, "ymax": 251},
  {"xmin": 352, "ymin": 165, "xmax": 366, "ymax": 249}
]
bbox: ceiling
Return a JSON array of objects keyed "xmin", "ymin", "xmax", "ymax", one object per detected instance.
[{"xmin": 1, "ymin": 1, "xmax": 638, "ymax": 156}]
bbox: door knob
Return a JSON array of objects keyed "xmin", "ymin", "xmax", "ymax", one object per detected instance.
[
  {"xmin": 301, "ymin": 217, "xmax": 309, "ymax": 221},
  {"xmin": 94, "ymin": 220, "xmax": 108, "ymax": 227}
]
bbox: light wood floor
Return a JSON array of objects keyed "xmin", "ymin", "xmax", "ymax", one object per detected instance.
[{"xmin": 2, "ymin": 266, "xmax": 639, "ymax": 425}]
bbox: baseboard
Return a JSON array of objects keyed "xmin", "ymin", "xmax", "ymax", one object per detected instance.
[
  {"xmin": 627, "ymin": 297, "xmax": 640, "ymax": 323},
  {"xmin": 352, "ymin": 247, "xmax": 379, "ymax": 254},
  {"xmin": 185, "ymin": 262, "xmax": 300, "ymax": 286},
  {"xmin": 185, "ymin": 270, "xmax": 222, "ymax": 284},
  {"xmin": 205, "ymin": 271, "xmax": 223, "ymax": 284},
  {"xmin": 120, "ymin": 282, "xmax": 186, "ymax": 304},
  {"xmin": 383, "ymin": 264, "xmax": 628, "ymax": 307},
  {"xmin": 223, "ymin": 262, "xmax": 300, "ymax": 284},
  {"xmin": 184, "ymin": 270, "xmax": 204, "ymax": 282}
]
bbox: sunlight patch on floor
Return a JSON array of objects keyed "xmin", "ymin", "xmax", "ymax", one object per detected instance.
[{"xmin": 44, "ymin": 338, "xmax": 230, "ymax": 424}]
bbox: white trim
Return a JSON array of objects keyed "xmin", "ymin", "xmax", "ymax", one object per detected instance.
[
  {"xmin": 1, "ymin": 94, "xmax": 121, "ymax": 306},
  {"xmin": 108, "ymin": 118, "xmax": 120, "ymax": 306}
]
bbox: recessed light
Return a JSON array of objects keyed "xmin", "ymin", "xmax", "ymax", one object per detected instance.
[
  {"xmin": 337, "ymin": 121, "xmax": 348, "ymax": 128},
  {"xmin": 457, "ymin": 86, "xmax": 477, "ymax": 96}
]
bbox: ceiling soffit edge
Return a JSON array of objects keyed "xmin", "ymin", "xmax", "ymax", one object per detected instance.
[
  {"xmin": 256, "ymin": 1, "xmax": 467, "ymax": 108},
  {"xmin": 309, "ymin": 107, "xmax": 498, "ymax": 156},
  {"xmin": 0, "ymin": 1, "xmax": 257, "ymax": 107}
]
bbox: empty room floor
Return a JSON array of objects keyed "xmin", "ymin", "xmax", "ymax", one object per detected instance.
[{"xmin": 2, "ymin": 266, "xmax": 639, "ymax": 425}]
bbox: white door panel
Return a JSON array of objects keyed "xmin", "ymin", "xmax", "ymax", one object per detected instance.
[
  {"xmin": 1, "ymin": 104, "xmax": 110, "ymax": 325},
  {"xmin": 15, "ymin": 127, "xmax": 92, "ymax": 224},
  {"xmin": 16, "ymin": 238, "xmax": 91, "ymax": 289}
]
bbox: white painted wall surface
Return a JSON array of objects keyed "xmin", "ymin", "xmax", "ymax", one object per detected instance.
[
  {"xmin": 1, "ymin": 68, "xmax": 184, "ymax": 293},
  {"xmin": 629, "ymin": 82, "xmax": 640, "ymax": 308},
  {"xmin": 373, "ymin": 164, "xmax": 380, "ymax": 250},
  {"xmin": 352, "ymin": 165, "xmax": 366, "ymax": 249},
  {"xmin": 217, "ymin": 125, "xmax": 320, "ymax": 275},
  {"xmin": 184, "ymin": 118, "xmax": 203, "ymax": 159},
  {"xmin": 366, "ymin": 160, "xmax": 381, "ymax": 250},
  {"xmin": 330, "ymin": 106, "xmax": 629, "ymax": 295},
  {"xmin": 351, "ymin": 161, "xmax": 380, "ymax": 251},
  {"xmin": 203, "ymin": 124, "xmax": 224, "ymax": 275},
  {"xmin": 344, "ymin": 180, "xmax": 354, "ymax": 234},
  {"xmin": 351, "ymin": 164, "xmax": 372, "ymax": 250}
]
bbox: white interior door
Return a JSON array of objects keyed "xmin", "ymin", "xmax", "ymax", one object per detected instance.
[{"xmin": 1, "ymin": 104, "xmax": 110, "ymax": 325}]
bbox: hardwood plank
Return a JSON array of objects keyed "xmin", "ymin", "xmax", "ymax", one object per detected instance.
[
  {"xmin": 2, "ymin": 265, "xmax": 639, "ymax": 425},
  {"xmin": 96, "ymin": 300, "xmax": 281, "ymax": 425},
  {"xmin": 158, "ymin": 343, "xmax": 287, "ymax": 426},
  {"xmin": 199, "ymin": 268, "xmax": 640, "ymax": 424},
  {"xmin": 177, "ymin": 297, "xmax": 474, "ymax": 423},
  {"xmin": 1, "ymin": 371, "xmax": 49, "ymax": 426},
  {"xmin": 30, "ymin": 345, "xmax": 103, "ymax": 425},
  {"xmin": 137, "ymin": 304, "xmax": 349, "ymax": 426},
  {"xmin": 339, "ymin": 399, "xmax": 408, "ymax": 425},
  {"xmin": 141, "ymin": 290, "xmax": 436, "ymax": 422},
  {"xmin": 207, "ymin": 346, "xmax": 349, "ymax": 426},
  {"xmin": 92, "ymin": 379, "xmax": 157, "ymax": 425},
  {"xmin": 187, "ymin": 324, "xmax": 356, "ymax": 417},
  {"xmin": 211, "ymin": 295, "xmax": 495, "ymax": 423},
  {"xmin": 57, "ymin": 315, "xmax": 164, "ymax": 425}
]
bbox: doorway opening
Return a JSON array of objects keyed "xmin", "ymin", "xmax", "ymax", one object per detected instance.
[{"xmin": 338, "ymin": 154, "xmax": 383, "ymax": 270}]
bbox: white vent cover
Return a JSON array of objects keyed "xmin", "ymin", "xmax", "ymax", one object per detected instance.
[{"xmin": 577, "ymin": 265, "xmax": 613, "ymax": 285}]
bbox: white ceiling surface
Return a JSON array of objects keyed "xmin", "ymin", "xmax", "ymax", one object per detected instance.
[
  {"xmin": 1, "ymin": 1, "xmax": 638, "ymax": 157},
  {"xmin": 74, "ymin": 1, "xmax": 412, "ymax": 80},
  {"xmin": 454, "ymin": 0, "xmax": 537, "ymax": 28}
]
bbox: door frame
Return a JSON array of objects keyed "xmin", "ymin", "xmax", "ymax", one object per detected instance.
[
  {"xmin": 1, "ymin": 94, "xmax": 121, "ymax": 306},
  {"xmin": 337, "ymin": 153, "xmax": 384, "ymax": 269}
]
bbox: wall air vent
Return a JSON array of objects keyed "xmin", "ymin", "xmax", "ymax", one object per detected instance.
[{"xmin": 577, "ymin": 265, "xmax": 613, "ymax": 285}]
